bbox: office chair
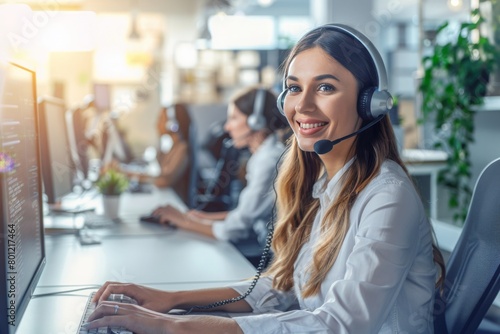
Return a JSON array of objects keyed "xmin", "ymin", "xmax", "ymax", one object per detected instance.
[
  {"xmin": 434, "ymin": 157, "xmax": 500, "ymax": 334},
  {"xmin": 187, "ymin": 120, "xmax": 200, "ymax": 209}
]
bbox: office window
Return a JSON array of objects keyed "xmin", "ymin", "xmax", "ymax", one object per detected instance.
[{"xmin": 209, "ymin": 15, "xmax": 276, "ymax": 50}]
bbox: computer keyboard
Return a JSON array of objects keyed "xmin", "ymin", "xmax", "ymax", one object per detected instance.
[
  {"xmin": 77, "ymin": 292, "xmax": 137, "ymax": 334},
  {"xmin": 83, "ymin": 212, "xmax": 115, "ymax": 228}
]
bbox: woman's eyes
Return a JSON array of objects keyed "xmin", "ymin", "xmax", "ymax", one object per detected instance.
[
  {"xmin": 318, "ymin": 83, "xmax": 335, "ymax": 92},
  {"xmin": 287, "ymin": 83, "xmax": 335, "ymax": 93}
]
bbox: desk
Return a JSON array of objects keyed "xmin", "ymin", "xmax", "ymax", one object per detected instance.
[
  {"xmin": 402, "ymin": 149, "xmax": 448, "ymax": 220},
  {"xmin": 17, "ymin": 188, "xmax": 257, "ymax": 333}
]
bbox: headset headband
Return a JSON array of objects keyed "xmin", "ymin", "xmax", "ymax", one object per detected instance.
[{"xmin": 322, "ymin": 24, "xmax": 388, "ymax": 91}]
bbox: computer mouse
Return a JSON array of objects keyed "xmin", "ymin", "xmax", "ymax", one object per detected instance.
[
  {"xmin": 139, "ymin": 214, "xmax": 176, "ymax": 228},
  {"xmin": 139, "ymin": 214, "xmax": 161, "ymax": 224},
  {"xmin": 107, "ymin": 293, "xmax": 138, "ymax": 305}
]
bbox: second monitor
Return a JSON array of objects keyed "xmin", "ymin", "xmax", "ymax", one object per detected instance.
[{"xmin": 37, "ymin": 96, "xmax": 76, "ymax": 205}]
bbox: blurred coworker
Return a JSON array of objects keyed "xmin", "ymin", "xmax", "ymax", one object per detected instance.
[
  {"xmin": 122, "ymin": 103, "xmax": 192, "ymax": 205},
  {"xmin": 152, "ymin": 86, "xmax": 289, "ymax": 261}
]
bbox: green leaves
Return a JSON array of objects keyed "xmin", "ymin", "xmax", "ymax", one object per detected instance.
[
  {"xmin": 95, "ymin": 168, "xmax": 129, "ymax": 196},
  {"xmin": 419, "ymin": 9, "xmax": 500, "ymax": 224}
]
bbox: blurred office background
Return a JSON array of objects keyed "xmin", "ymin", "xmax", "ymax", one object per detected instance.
[
  {"xmin": 1, "ymin": 0, "xmax": 499, "ymax": 229},
  {"xmin": 1, "ymin": 0, "xmax": 500, "ymax": 330},
  {"xmin": 2, "ymin": 0, "xmax": 494, "ymax": 158}
]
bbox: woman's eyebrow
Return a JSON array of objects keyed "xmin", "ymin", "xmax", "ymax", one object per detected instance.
[
  {"xmin": 286, "ymin": 74, "xmax": 341, "ymax": 83},
  {"xmin": 314, "ymin": 74, "xmax": 340, "ymax": 82}
]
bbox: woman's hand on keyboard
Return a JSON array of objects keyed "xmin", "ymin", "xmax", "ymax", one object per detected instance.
[
  {"xmin": 85, "ymin": 302, "xmax": 242, "ymax": 334},
  {"xmin": 92, "ymin": 281, "xmax": 175, "ymax": 313}
]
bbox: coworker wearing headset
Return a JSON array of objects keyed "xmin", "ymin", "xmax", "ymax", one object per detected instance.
[
  {"xmin": 86, "ymin": 24, "xmax": 445, "ymax": 333},
  {"xmin": 151, "ymin": 86, "xmax": 288, "ymax": 253},
  {"xmin": 118, "ymin": 103, "xmax": 192, "ymax": 204},
  {"xmin": 153, "ymin": 103, "xmax": 192, "ymax": 199}
]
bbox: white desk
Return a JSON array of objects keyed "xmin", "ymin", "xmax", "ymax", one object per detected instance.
[
  {"xmin": 402, "ymin": 149, "xmax": 448, "ymax": 220},
  {"xmin": 17, "ymin": 188, "xmax": 257, "ymax": 333}
]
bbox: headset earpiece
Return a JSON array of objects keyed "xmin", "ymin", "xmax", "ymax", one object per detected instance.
[
  {"xmin": 358, "ymin": 86, "xmax": 393, "ymax": 121},
  {"xmin": 166, "ymin": 105, "xmax": 179, "ymax": 133},
  {"xmin": 276, "ymin": 88, "xmax": 287, "ymax": 116},
  {"xmin": 247, "ymin": 88, "xmax": 267, "ymax": 131}
]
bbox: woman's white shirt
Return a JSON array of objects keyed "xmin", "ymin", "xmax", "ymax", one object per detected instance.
[
  {"xmin": 229, "ymin": 159, "xmax": 437, "ymax": 333},
  {"xmin": 212, "ymin": 134, "xmax": 284, "ymax": 242}
]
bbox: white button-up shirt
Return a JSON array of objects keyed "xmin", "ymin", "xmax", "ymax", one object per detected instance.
[
  {"xmin": 212, "ymin": 134, "xmax": 284, "ymax": 242},
  {"xmin": 230, "ymin": 159, "xmax": 437, "ymax": 333}
]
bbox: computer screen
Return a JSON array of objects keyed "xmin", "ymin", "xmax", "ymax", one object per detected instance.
[
  {"xmin": 38, "ymin": 96, "xmax": 75, "ymax": 204},
  {"xmin": 101, "ymin": 115, "xmax": 133, "ymax": 165},
  {"xmin": 0, "ymin": 61, "xmax": 46, "ymax": 334},
  {"xmin": 66, "ymin": 106, "xmax": 91, "ymax": 182}
]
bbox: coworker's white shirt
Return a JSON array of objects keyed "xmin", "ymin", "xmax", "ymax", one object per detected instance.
[
  {"xmin": 212, "ymin": 135, "xmax": 284, "ymax": 242},
  {"xmin": 230, "ymin": 159, "xmax": 437, "ymax": 333}
]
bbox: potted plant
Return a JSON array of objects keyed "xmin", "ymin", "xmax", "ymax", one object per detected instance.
[
  {"xmin": 95, "ymin": 168, "xmax": 129, "ymax": 220},
  {"xmin": 419, "ymin": 8, "xmax": 500, "ymax": 224}
]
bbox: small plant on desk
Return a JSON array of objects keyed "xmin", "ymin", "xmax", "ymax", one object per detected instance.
[
  {"xmin": 95, "ymin": 168, "xmax": 129, "ymax": 196},
  {"xmin": 95, "ymin": 168, "xmax": 129, "ymax": 220}
]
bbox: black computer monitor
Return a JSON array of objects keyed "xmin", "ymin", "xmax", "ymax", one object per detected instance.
[
  {"xmin": 38, "ymin": 96, "xmax": 75, "ymax": 204},
  {"xmin": 101, "ymin": 115, "xmax": 133, "ymax": 166},
  {"xmin": 0, "ymin": 61, "xmax": 46, "ymax": 333},
  {"xmin": 66, "ymin": 105, "xmax": 91, "ymax": 182}
]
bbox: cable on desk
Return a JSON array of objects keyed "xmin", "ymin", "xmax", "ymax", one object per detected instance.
[{"xmin": 32, "ymin": 285, "xmax": 101, "ymax": 298}]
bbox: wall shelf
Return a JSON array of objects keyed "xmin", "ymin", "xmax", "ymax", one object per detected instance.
[{"xmin": 473, "ymin": 96, "xmax": 500, "ymax": 112}]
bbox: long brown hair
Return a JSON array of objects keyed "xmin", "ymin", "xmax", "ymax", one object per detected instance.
[{"xmin": 266, "ymin": 25, "xmax": 445, "ymax": 297}]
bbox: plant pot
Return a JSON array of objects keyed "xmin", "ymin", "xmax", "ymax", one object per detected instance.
[{"xmin": 102, "ymin": 195, "xmax": 121, "ymax": 220}]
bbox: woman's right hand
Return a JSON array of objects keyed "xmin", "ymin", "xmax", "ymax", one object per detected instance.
[{"xmin": 92, "ymin": 281, "xmax": 176, "ymax": 313}]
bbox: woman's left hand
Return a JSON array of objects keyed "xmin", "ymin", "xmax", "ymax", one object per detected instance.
[
  {"xmin": 86, "ymin": 301, "xmax": 174, "ymax": 333},
  {"xmin": 86, "ymin": 301, "xmax": 243, "ymax": 334}
]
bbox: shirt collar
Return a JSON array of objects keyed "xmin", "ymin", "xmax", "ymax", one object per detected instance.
[{"xmin": 312, "ymin": 157, "xmax": 354, "ymax": 200}]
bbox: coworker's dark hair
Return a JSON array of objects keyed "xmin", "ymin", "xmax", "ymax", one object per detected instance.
[
  {"xmin": 232, "ymin": 86, "xmax": 288, "ymax": 133},
  {"xmin": 164, "ymin": 103, "xmax": 192, "ymax": 140}
]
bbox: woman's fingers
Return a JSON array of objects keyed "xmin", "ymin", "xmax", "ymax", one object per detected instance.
[
  {"xmin": 92, "ymin": 282, "xmax": 139, "ymax": 305},
  {"xmin": 86, "ymin": 302, "xmax": 172, "ymax": 334},
  {"xmin": 92, "ymin": 281, "xmax": 120, "ymax": 303}
]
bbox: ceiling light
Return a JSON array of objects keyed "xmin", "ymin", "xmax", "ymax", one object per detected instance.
[{"xmin": 447, "ymin": 0, "xmax": 463, "ymax": 11}]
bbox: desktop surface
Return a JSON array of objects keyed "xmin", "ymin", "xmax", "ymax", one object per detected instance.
[
  {"xmin": 17, "ymin": 187, "xmax": 257, "ymax": 333},
  {"xmin": 39, "ymin": 225, "xmax": 255, "ymax": 287}
]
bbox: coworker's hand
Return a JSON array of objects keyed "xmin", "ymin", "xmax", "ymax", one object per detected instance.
[
  {"xmin": 151, "ymin": 205, "xmax": 187, "ymax": 226},
  {"xmin": 86, "ymin": 301, "xmax": 175, "ymax": 334},
  {"xmin": 92, "ymin": 281, "xmax": 175, "ymax": 313},
  {"xmin": 185, "ymin": 209, "xmax": 205, "ymax": 219}
]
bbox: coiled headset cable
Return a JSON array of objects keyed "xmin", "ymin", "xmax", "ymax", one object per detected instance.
[{"xmin": 182, "ymin": 147, "xmax": 287, "ymax": 314}]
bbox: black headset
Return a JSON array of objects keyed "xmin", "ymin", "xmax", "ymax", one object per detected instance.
[
  {"xmin": 276, "ymin": 23, "xmax": 393, "ymax": 122},
  {"xmin": 165, "ymin": 104, "xmax": 179, "ymax": 133},
  {"xmin": 247, "ymin": 87, "xmax": 267, "ymax": 131}
]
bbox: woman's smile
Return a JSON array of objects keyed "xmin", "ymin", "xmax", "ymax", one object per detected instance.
[{"xmin": 296, "ymin": 120, "xmax": 328, "ymax": 136}]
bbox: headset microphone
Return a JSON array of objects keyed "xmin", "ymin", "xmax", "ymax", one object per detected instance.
[
  {"xmin": 225, "ymin": 129, "xmax": 254, "ymax": 148},
  {"xmin": 314, "ymin": 115, "xmax": 383, "ymax": 155}
]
